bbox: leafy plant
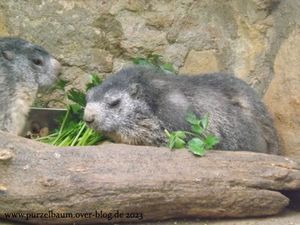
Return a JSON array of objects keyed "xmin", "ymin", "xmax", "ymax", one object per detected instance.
[
  {"xmin": 36, "ymin": 74, "xmax": 104, "ymax": 146},
  {"xmin": 133, "ymin": 53, "xmax": 175, "ymax": 73},
  {"xmin": 165, "ymin": 112, "xmax": 219, "ymax": 156}
]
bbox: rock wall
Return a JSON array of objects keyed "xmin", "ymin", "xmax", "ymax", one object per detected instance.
[{"xmin": 0, "ymin": 0, "xmax": 299, "ymax": 156}]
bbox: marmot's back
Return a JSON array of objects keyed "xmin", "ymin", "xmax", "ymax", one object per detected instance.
[
  {"xmin": 0, "ymin": 37, "xmax": 61, "ymax": 135},
  {"xmin": 84, "ymin": 66, "xmax": 281, "ymax": 154}
]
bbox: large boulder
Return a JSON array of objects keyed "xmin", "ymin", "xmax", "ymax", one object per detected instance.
[{"xmin": 264, "ymin": 28, "xmax": 300, "ymax": 157}]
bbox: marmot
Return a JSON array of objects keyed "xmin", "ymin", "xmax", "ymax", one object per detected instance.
[
  {"xmin": 84, "ymin": 66, "xmax": 281, "ymax": 154},
  {"xmin": 0, "ymin": 37, "xmax": 61, "ymax": 135}
]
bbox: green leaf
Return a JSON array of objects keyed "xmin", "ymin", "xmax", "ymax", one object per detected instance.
[
  {"xmin": 168, "ymin": 134, "xmax": 177, "ymax": 149},
  {"xmin": 173, "ymin": 131, "xmax": 186, "ymax": 139},
  {"xmin": 148, "ymin": 54, "xmax": 162, "ymax": 65},
  {"xmin": 69, "ymin": 104, "xmax": 82, "ymax": 114},
  {"xmin": 67, "ymin": 88, "xmax": 86, "ymax": 107},
  {"xmin": 173, "ymin": 137, "xmax": 186, "ymax": 149},
  {"xmin": 35, "ymin": 73, "xmax": 105, "ymax": 147},
  {"xmin": 91, "ymin": 74, "xmax": 102, "ymax": 85},
  {"xmin": 191, "ymin": 124, "xmax": 203, "ymax": 135},
  {"xmin": 165, "ymin": 108, "xmax": 218, "ymax": 156},
  {"xmin": 54, "ymin": 79, "xmax": 69, "ymax": 91},
  {"xmin": 204, "ymin": 135, "xmax": 219, "ymax": 149},
  {"xmin": 162, "ymin": 63, "xmax": 175, "ymax": 73},
  {"xmin": 133, "ymin": 57, "xmax": 150, "ymax": 65},
  {"xmin": 86, "ymin": 74, "xmax": 102, "ymax": 91},
  {"xmin": 186, "ymin": 112, "xmax": 200, "ymax": 125},
  {"xmin": 132, "ymin": 54, "xmax": 176, "ymax": 75},
  {"xmin": 167, "ymin": 131, "xmax": 186, "ymax": 149},
  {"xmin": 188, "ymin": 138, "xmax": 207, "ymax": 156}
]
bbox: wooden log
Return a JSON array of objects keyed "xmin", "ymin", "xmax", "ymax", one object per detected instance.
[{"xmin": 0, "ymin": 131, "xmax": 300, "ymax": 224}]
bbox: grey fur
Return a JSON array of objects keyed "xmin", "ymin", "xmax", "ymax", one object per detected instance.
[
  {"xmin": 84, "ymin": 66, "xmax": 281, "ymax": 154},
  {"xmin": 0, "ymin": 37, "xmax": 61, "ymax": 135}
]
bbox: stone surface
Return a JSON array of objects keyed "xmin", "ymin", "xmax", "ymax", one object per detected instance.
[
  {"xmin": 180, "ymin": 50, "xmax": 220, "ymax": 74},
  {"xmin": 163, "ymin": 44, "xmax": 189, "ymax": 70},
  {"xmin": 0, "ymin": 0, "xmax": 300, "ymax": 156},
  {"xmin": 0, "ymin": 14, "xmax": 8, "ymax": 36},
  {"xmin": 117, "ymin": 10, "xmax": 168, "ymax": 56},
  {"xmin": 0, "ymin": 0, "xmax": 286, "ymax": 93},
  {"xmin": 264, "ymin": 28, "xmax": 300, "ymax": 157}
]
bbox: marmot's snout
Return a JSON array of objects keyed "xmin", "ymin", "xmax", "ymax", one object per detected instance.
[
  {"xmin": 83, "ymin": 103, "xmax": 97, "ymax": 125},
  {"xmin": 50, "ymin": 57, "xmax": 62, "ymax": 78}
]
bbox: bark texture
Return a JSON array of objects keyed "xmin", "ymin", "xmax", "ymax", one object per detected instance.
[{"xmin": 0, "ymin": 131, "xmax": 300, "ymax": 224}]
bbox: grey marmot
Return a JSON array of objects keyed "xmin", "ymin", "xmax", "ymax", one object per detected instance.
[
  {"xmin": 0, "ymin": 37, "xmax": 61, "ymax": 135},
  {"xmin": 84, "ymin": 66, "xmax": 281, "ymax": 154}
]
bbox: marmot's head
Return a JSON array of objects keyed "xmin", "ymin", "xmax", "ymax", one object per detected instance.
[
  {"xmin": 84, "ymin": 67, "xmax": 160, "ymax": 143},
  {"xmin": 0, "ymin": 37, "xmax": 61, "ymax": 89}
]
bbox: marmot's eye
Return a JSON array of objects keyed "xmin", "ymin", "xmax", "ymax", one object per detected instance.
[
  {"xmin": 32, "ymin": 58, "xmax": 44, "ymax": 66},
  {"xmin": 108, "ymin": 99, "xmax": 121, "ymax": 108}
]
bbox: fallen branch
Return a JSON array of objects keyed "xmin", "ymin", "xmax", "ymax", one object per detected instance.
[{"xmin": 0, "ymin": 131, "xmax": 299, "ymax": 224}]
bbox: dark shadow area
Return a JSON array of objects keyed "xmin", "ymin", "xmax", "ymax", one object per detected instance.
[{"xmin": 281, "ymin": 190, "xmax": 300, "ymax": 211}]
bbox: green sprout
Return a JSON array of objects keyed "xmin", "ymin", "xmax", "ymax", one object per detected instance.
[
  {"xmin": 165, "ymin": 112, "xmax": 219, "ymax": 156},
  {"xmin": 36, "ymin": 74, "xmax": 104, "ymax": 146}
]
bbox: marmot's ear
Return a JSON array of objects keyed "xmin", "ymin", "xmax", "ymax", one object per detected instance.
[
  {"xmin": 2, "ymin": 50, "xmax": 15, "ymax": 61},
  {"xmin": 129, "ymin": 83, "xmax": 140, "ymax": 97}
]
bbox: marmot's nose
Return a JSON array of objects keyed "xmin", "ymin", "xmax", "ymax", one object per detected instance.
[
  {"xmin": 83, "ymin": 114, "xmax": 95, "ymax": 124},
  {"xmin": 83, "ymin": 104, "xmax": 96, "ymax": 124},
  {"xmin": 50, "ymin": 57, "xmax": 62, "ymax": 77}
]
